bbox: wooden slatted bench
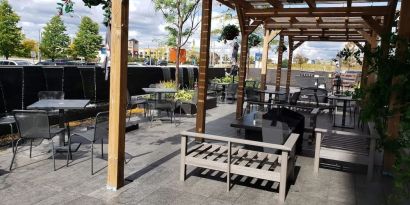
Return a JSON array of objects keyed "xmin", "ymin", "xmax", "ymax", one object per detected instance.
[
  {"xmin": 180, "ymin": 131, "xmax": 299, "ymax": 203},
  {"xmin": 313, "ymin": 126, "xmax": 377, "ymax": 181}
]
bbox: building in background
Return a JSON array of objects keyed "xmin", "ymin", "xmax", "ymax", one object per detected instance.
[
  {"xmin": 128, "ymin": 39, "xmax": 139, "ymax": 57},
  {"xmin": 169, "ymin": 48, "xmax": 186, "ymax": 64},
  {"xmin": 139, "ymin": 47, "xmax": 168, "ymax": 61}
]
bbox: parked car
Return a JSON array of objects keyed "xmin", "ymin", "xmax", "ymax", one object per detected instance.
[
  {"xmin": 0, "ymin": 60, "xmax": 33, "ymax": 66},
  {"xmin": 143, "ymin": 58, "xmax": 156, "ymax": 65},
  {"xmin": 157, "ymin": 60, "xmax": 168, "ymax": 66},
  {"xmin": 36, "ymin": 60, "xmax": 78, "ymax": 66}
]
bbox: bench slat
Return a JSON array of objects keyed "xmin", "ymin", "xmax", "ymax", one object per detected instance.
[
  {"xmin": 187, "ymin": 143, "xmax": 212, "ymax": 157},
  {"xmin": 197, "ymin": 145, "xmax": 221, "ymax": 159}
]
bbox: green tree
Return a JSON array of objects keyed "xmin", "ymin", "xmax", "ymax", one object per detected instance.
[
  {"xmin": 40, "ymin": 15, "xmax": 70, "ymax": 61},
  {"xmin": 0, "ymin": 0, "xmax": 23, "ymax": 59},
  {"xmin": 152, "ymin": 0, "xmax": 201, "ymax": 87},
  {"xmin": 293, "ymin": 53, "xmax": 308, "ymax": 69},
  {"xmin": 17, "ymin": 39, "xmax": 38, "ymax": 58},
  {"xmin": 73, "ymin": 17, "xmax": 102, "ymax": 62}
]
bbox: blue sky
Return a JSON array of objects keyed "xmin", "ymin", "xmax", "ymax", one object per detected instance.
[{"xmin": 10, "ymin": 0, "xmax": 349, "ymax": 60}]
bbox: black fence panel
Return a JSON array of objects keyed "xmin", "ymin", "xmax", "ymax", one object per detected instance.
[
  {"xmin": 42, "ymin": 66, "xmax": 64, "ymax": 91},
  {"xmin": 79, "ymin": 67, "xmax": 97, "ymax": 102},
  {"xmin": 63, "ymin": 66, "xmax": 84, "ymax": 99},
  {"xmin": 95, "ymin": 67, "xmax": 109, "ymax": 102},
  {"xmin": 127, "ymin": 66, "xmax": 163, "ymax": 96},
  {"xmin": 0, "ymin": 67, "xmax": 23, "ymax": 111},
  {"xmin": 207, "ymin": 67, "xmax": 226, "ymax": 81},
  {"xmin": 23, "ymin": 66, "xmax": 47, "ymax": 108},
  {"xmin": 0, "ymin": 81, "xmax": 6, "ymax": 114}
]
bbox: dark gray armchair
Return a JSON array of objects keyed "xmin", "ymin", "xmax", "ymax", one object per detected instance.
[
  {"xmin": 10, "ymin": 110, "xmax": 67, "ymax": 171},
  {"xmin": 70, "ymin": 111, "xmax": 108, "ymax": 175}
]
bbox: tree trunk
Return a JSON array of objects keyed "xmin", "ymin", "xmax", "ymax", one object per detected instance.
[{"xmin": 175, "ymin": 24, "xmax": 182, "ymax": 88}]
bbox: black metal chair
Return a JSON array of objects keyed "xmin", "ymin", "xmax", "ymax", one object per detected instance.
[
  {"xmin": 70, "ymin": 111, "xmax": 108, "ymax": 175},
  {"xmin": 38, "ymin": 91, "xmax": 65, "ymax": 100},
  {"xmin": 10, "ymin": 110, "xmax": 67, "ymax": 171},
  {"xmin": 225, "ymin": 83, "xmax": 238, "ymax": 104}
]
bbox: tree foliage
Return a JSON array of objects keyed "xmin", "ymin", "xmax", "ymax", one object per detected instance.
[
  {"xmin": 0, "ymin": 0, "xmax": 23, "ymax": 59},
  {"xmin": 293, "ymin": 53, "xmax": 308, "ymax": 68},
  {"xmin": 40, "ymin": 16, "xmax": 70, "ymax": 61},
  {"xmin": 58, "ymin": 0, "xmax": 111, "ymax": 26},
  {"xmin": 73, "ymin": 17, "xmax": 102, "ymax": 62},
  {"xmin": 17, "ymin": 39, "xmax": 38, "ymax": 58},
  {"xmin": 152, "ymin": 0, "xmax": 200, "ymax": 86},
  {"xmin": 337, "ymin": 42, "xmax": 361, "ymax": 70}
]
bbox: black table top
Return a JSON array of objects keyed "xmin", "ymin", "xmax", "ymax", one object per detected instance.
[
  {"xmin": 257, "ymin": 89, "xmax": 287, "ymax": 95},
  {"xmin": 231, "ymin": 108, "xmax": 301, "ymax": 133},
  {"xmin": 142, "ymin": 88, "xmax": 177, "ymax": 93},
  {"xmin": 27, "ymin": 99, "xmax": 90, "ymax": 110}
]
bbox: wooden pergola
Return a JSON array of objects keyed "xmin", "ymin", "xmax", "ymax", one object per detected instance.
[{"xmin": 106, "ymin": 0, "xmax": 408, "ymax": 190}]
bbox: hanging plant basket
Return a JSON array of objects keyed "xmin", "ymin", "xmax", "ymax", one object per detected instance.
[
  {"xmin": 218, "ymin": 24, "xmax": 240, "ymax": 43},
  {"xmin": 83, "ymin": 0, "xmax": 105, "ymax": 7}
]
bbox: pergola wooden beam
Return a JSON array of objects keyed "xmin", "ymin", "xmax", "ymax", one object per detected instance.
[
  {"xmin": 293, "ymin": 41, "xmax": 304, "ymax": 50},
  {"xmin": 305, "ymin": 0, "xmax": 316, "ymax": 8},
  {"xmin": 281, "ymin": 30, "xmax": 362, "ymax": 36},
  {"xmin": 291, "ymin": 37, "xmax": 366, "ymax": 41},
  {"xmin": 353, "ymin": 41, "xmax": 364, "ymax": 51},
  {"xmin": 267, "ymin": 0, "xmax": 283, "ymax": 8},
  {"xmin": 195, "ymin": 0, "xmax": 212, "ymax": 134},
  {"xmin": 245, "ymin": 6, "xmax": 390, "ymax": 18},
  {"xmin": 357, "ymin": 29, "xmax": 374, "ymax": 43},
  {"xmin": 265, "ymin": 23, "xmax": 369, "ymax": 29},
  {"xmin": 107, "ymin": 0, "xmax": 129, "ymax": 191},
  {"xmin": 361, "ymin": 16, "xmax": 383, "ymax": 36}
]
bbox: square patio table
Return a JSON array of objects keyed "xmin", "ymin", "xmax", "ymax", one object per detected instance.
[
  {"xmin": 231, "ymin": 109, "xmax": 301, "ymax": 153},
  {"xmin": 328, "ymin": 95, "xmax": 356, "ymax": 129},
  {"xmin": 27, "ymin": 99, "xmax": 90, "ymax": 152},
  {"xmin": 142, "ymin": 88, "xmax": 177, "ymax": 121}
]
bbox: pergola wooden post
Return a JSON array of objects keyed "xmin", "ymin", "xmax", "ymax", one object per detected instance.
[
  {"xmin": 285, "ymin": 39, "xmax": 303, "ymax": 95},
  {"xmin": 385, "ymin": 0, "xmax": 409, "ymax": 172},
  {"xmin": 195, "ymin": 0, "xmax": 212, "ymax": 134},
  {"xmin": 285, "ymin": 37, "xmax": 293, "ymax": 96},
  {"xmin": 236, "ymin": 33, "xmax": 249, "ymax": 119},
  {"xmin": 260, "ymin": 29, "xmax": 279, "ymax": 91},
  {"xmin": 275, "ymin": 35, "xmax": 284, "ymax": 91},
  {"xmin": 107, "ymin": 0, "xmax": 129, "ymax": 191}
]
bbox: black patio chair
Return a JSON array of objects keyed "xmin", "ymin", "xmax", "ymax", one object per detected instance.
[
  {"xmin": 225, "ymin": 83, "xmax": 238, "ymax": 104},
  {"xmin": 10, "ymin": 110, "xmax": 68, "ymax": 171},
  {"xmin": 38, "ymin": 91, "xmax": 65, "ymax": 100},
  {"xmin": 70, "ymin": 111, "xmax": 108, "ymax": 175}
]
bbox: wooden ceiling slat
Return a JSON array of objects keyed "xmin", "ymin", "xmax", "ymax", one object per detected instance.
[{"xmin": 245, "ymin": 6, "xmax": 390, "ymax": 18}]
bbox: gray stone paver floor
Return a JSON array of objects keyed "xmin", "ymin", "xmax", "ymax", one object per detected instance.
[{"xmin": 0, "ymin": 103, "xmax": 392, "ymax": 205}]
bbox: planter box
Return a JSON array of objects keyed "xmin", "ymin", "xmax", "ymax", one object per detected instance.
[{"xmin": 175, "ymin": 96, "xmax": 217, "ymax": 115}]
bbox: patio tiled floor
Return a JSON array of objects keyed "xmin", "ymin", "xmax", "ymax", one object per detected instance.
[{"xmin": 0, "ymin": 103, "xmax": 392, "ymax": 205}]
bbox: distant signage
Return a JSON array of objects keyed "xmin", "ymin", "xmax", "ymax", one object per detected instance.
[
  {"xmin": 255, "ymin": 52, "xmax": 262, "ymax": 61},
  {"xmin": 30, "ymin": 51, "xmax": 36, "ymax": 58}
]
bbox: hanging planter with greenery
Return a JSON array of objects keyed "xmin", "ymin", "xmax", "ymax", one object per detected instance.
[
  {"xmin": 248, "ymin": 33, "xmax": 262, "ymax": 47},
  {"xmin": 218, "ymin": 24, "xmax": 240, "ymax": 43}
]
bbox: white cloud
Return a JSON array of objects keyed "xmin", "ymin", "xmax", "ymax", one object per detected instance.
[{"xmin": 9, "ymin": 0, "xmax": 346, "ymax": 60}]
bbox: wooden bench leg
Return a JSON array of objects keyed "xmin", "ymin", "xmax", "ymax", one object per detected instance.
[
  {"xmin": 313, "ymin": 132, "xmax": 321, "ymax": 176},
  {"xmin": 227, "ymin": 141, "xmax": 231, "ymax": 192},
  {"xmin": 279, "ymin": 151, "xmax": 288, "ymax": 203},
  {"xmin": 180, "ymin": 136, "xmax": 187, "ymax": 181},
  {"xmin": 367, "ymin": 138, "xmax": 376, "ymax": 181}
]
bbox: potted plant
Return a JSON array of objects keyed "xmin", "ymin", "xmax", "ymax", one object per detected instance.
[
  {"xmin": 174, "ymin": 90, "xmax": 196, "ymax": 114},
  {"xmin": 218, "ymin": 24, "xmax": 240, "ymax": 43}
]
